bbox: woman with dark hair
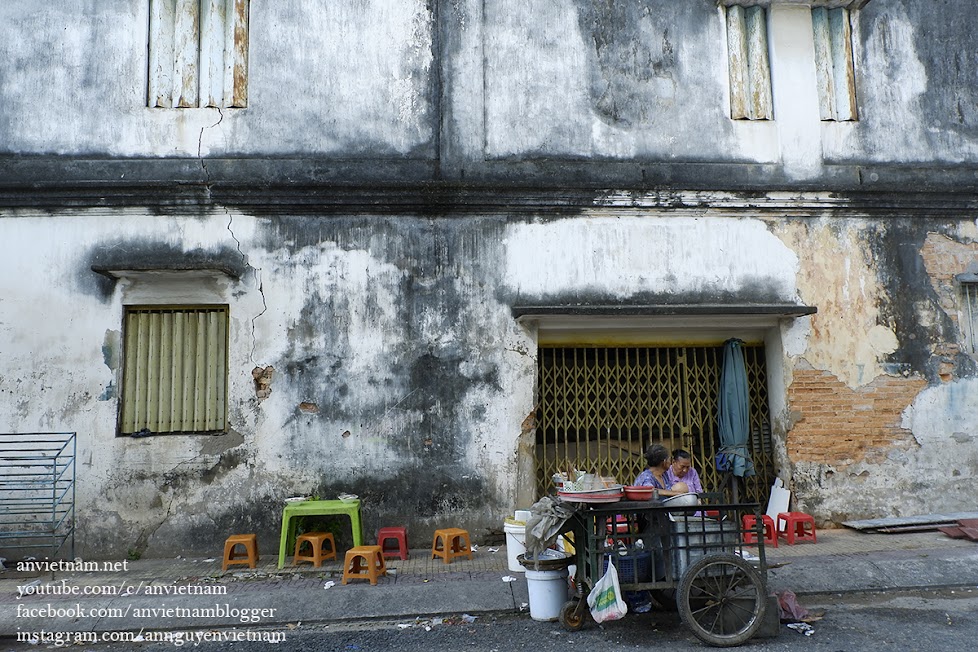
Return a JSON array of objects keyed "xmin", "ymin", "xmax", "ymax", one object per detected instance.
[
  {"xmin": 665, "ymin": 449, "xmax": 703, "ymax": 494},
  {"xmin": 633, "ymin": 443, "xmax": 689, "ymax": 496}
]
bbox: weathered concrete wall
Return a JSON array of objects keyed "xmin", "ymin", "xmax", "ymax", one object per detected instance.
[
  {"xmin": 828, "ymin": 0, "xmax": 978, "ymax": 164},
  {"xmin": 1, "ymin": 1, "xmax": 977, "ymax": 184},
  {"xmin": 2, "ymin": 207, "xmax": 978, "ymax": 554},
  {"xmin": 0, "ymin": 1, "xmax": 436, "ymax": 158},
  {"xmin": 0, "ymin": 209, "xmax": 533, "ymax": 557},
  {"xmin": 0, "ymin": 208, "xmax": 800, "ymax": 557},
  {"xmin": 771, "ymin": 217, "xmax": 978, "ymax": 524},
  {"xmin": 0, "ymin": 205, "xmax": 976, "ymax": 554},
  {"xmin": 2, "ymin": 1, "xmax": 978, "ymax": 556}
]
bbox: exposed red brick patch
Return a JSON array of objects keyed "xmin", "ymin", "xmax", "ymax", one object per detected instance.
[{"xmin": 787, "ymin": 368, "xmax": 926, "ymax": 468}]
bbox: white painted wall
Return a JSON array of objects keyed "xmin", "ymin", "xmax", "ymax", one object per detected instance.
[{"xmin": 503, "ymin": 216, "xmax": 799, "ymax": 300}]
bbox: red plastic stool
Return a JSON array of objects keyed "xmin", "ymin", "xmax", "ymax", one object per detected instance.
[
  {"xmin": 742, "ymin": 514, "xmax": 778, "ymax": 548},
  {"xmin": 377, "ymin": 526, "xmax": 409, "ymax": 560},
  {"xmin": 777, "ymin": 512, "xmax": 817, "ymax": 545}
]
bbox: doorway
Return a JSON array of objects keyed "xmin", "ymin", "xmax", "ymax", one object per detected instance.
[{"xmin": 535, "ymin": 344, "xmax": 774, "ymax": 502}]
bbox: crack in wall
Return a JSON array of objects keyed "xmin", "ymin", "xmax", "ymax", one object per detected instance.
[
  {"xmin": 197, "ymin": 108, "xmax": 224, "ymax": 184},
  {"xmin": 134, "ymin": 497, "xmax": 174, "ymax": 558},
  {"xmin": 222, "ymin": 212, "xmax": 267, "ymax": 363},
  {"xmin": 194, "ymin": 108, "xmax": 269, "ymax": 365},
  {"xmin": 249, "ymin": 267, "xmax": 268, "ymax": 365}
]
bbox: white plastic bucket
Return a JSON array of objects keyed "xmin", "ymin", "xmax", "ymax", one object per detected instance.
[
  {"xmin": 525, "ymin": 568, "xmax": 569, "ymax": 621},
  {"xmin": 504, "ymin": 518, "xmax": 527, "ymax": 573}
]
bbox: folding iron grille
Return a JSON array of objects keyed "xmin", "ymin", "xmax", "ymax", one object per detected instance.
[
  {"xmin": 120, "ymin": 306, "xmax": 229, "ymax": 435},
  {"xmin": 535, "ymin": 345, "xmax": 774, "ymax": 504}
]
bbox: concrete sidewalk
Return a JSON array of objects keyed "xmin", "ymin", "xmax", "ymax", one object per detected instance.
[{"xmin": 2, "ymin": 528, "xmax": 977, "ymax": 638}]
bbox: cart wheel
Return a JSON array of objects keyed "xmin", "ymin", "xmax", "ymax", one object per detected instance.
[
  {"xmin": 677, "ymin": 553, "xmax": 766, "ymax": 647},
  {"xmin": 558, "ymin": 599, "xmax": 590, "ymax": 632}
]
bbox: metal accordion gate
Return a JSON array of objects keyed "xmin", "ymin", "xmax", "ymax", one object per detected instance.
[{"xmin": 535, "ymin": 344, "xmax": 774, "ymax": 503}]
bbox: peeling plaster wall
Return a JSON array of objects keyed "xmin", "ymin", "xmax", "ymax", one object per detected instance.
[
  {"xmin": 0, "ymin": 209, "xmax": 812, "ymax": 558},
  {"xmin": 2, "ymin": 1, "xmax": 978, "ymax": 555},
  {"xmin": 0, "ymin": 1, "xmax": 436, "ymax": 157},
  {"xmin": 770, "ymin": 217, "xmax": 978, "ymax": 524},
  {"xmin": 3, "ymin": 1, "xmax": 978, "ymax": 178},
  {"xmin": 772, "ymin": 219, "xmax": 890, "ymax": 388},
  {"xmin": 3, "ymin": 208, "xmax": 978, "ymax": 554}
]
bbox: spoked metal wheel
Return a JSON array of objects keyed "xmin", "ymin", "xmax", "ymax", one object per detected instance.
[{"xmin": 677, "ymin": 553, "xmax": 766, "ymax": 647}]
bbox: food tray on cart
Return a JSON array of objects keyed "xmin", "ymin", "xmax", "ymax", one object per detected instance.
[{"xmin": 557, "ymin": 485, "xmax": 623, "ymax": 503}]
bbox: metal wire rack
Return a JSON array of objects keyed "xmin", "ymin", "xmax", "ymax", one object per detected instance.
[{"xmin": 0, "ymin": 432, "xmax": 76, "ymax": 561}]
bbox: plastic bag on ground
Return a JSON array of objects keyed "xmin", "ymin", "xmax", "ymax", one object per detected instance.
[{"xmin": 775, "ymin": 589, "xmax": 810, "ymax": 622}]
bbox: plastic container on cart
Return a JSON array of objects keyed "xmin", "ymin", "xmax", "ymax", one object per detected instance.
[
  {"xmin": 668, "ymin": 512, "xmax": 738, "ymax": 580},
  {"xmin": 504, "ymin": 517, "xmax": 527, "ymax": 573},
  {"xmin": 518, "ymin": 548, "xmax": 573, "ymax": 571},
  {"xmin": 602, "ymin": 549, "xmax": 651, "ymax": 584}
]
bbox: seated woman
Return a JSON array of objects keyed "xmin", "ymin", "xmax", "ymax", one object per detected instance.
[
  {"xmin": 664, "ymin": 448, "xmax": 703, "ymax": 494},
  {"xmin": 633, "ymin": 444, "xmax": 690, "ymax": 497}
]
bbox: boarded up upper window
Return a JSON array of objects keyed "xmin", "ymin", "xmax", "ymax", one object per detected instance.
[
  {"xmin": 962, "ymin": 283, "xmax": 978, "ymax": 356},
  {"xmin": 725, "ymin": 5, "xmax": 773, "ymax": 121},
  {"xmin": 120, "ymin": 306, "xmax": 229, "ymax": 435},
  {"xmin": 812, "ymin": 7, "xmax": 857, "ymax": 121},
  {"xmin": 148, "ymin": 0, "xmax": 250, "ymax": 109}
]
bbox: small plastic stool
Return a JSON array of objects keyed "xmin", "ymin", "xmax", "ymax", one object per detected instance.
[
  {"xmin": 431, "ymin": 528, "xmax": 473, "ymax": 564},
  {"xmin": 222, "ymin": 534, "xmax": 259, "ymax": 571},
  {"xmin": 742, "ymin": 514, "xmax": 778, "ymax": 548},
  {"xmin": 377, "ymin": 526, "xmax": 409, "ymax": 560},
  {"xmin": 294, "ymin": 531, "xmax": 337, "ymax": 566},
  {"xmin": 777, "ymin": 512, "xmax": 817, "ymax": 545},
  {"xmin": 341, "ymin": 545, "xmax": 387, "ymax": 585}
]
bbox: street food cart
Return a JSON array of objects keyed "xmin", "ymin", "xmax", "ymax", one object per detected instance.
[{"xmin": 556, "ymin": 493, "xmax": 770, "ymax": 647}]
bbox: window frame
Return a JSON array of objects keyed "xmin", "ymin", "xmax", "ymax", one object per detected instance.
[
  {"xmin": 147, "ymin": 0, "xmax": 250, "ymax": 109},
  {"xmin": 961, "ymin": 282, "xmax": 978, "ymax": 356},
  {"xmin": 118, "ymin": 304, "xmax": 230, "ymax": 437}
]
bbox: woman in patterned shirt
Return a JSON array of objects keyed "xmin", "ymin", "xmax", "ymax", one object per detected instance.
[{"xmin": 633, "ymin": 443, "xmax": 690, "ymax": 497}]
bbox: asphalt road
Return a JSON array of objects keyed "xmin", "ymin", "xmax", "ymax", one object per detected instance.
[{"xmin": 4, "ymin": 587, "xmax": 976, "ymax": 651}]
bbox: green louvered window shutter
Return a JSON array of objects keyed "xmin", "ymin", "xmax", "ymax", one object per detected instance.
[{"xmin": 120, "ymin": 306, "xmax": 229, "ymax": 435}]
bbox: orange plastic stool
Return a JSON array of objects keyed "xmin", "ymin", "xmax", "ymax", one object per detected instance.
[
  {"xmin": 777, "ymin": 512, "xmax": 817, "ymax": 545},
  {"xmin": 294, "ymin": 531, "xmax": 337, "ymax": 566},
  {"xmin": 377, "ymin": 526, "xmax": 409, "ymax": 560},
  {"xmin": 341, "ymin": 545, "xmax": 387, "ymax": 585},
  {"xmin": 222, "ymin": 534, "xmax": 259, "ymax": 571},
  {"xmin": 431, "ymin": 528, "xmax": 474, "ymax": 564},
  {"xmin": 742, "ymin": 514, "xmax": 778, "ymax": 548}
]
